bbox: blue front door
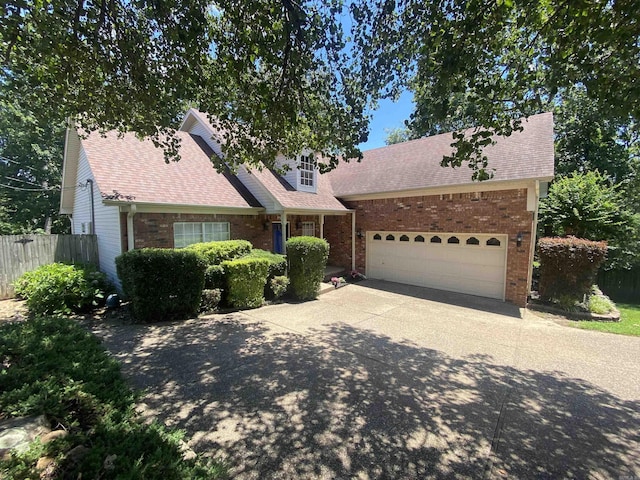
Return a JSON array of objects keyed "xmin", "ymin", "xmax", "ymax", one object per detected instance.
[{"xmin": 272, "ymin": 222, "xmax": 289, "ymax": 254}]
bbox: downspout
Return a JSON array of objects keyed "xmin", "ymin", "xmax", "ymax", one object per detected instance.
[
  {"xmin": 86, "ymin": 179, "xmax": 95, "ymax": 234},
  {"xmin": 127, "ymin": 204, "xmax": 137, "ymax": 251},
  {"xmin": 527, "ymin": 181, "xmax": 541, "ymax": 300},
  {"xmin": 351, "ymin": 210, "xmax": 356, "ymax": 271}
]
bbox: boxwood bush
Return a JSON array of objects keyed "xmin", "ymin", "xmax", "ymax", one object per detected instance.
[
  {"xmin": 221, "ymin": 257, "xmax": 270, "ymax": 309},
  {"xmin": 116, "ymin": 248, "xmax": 206, "ymax": 322},
  {"xmin": 538, "ymin": 236, "xmax": 608, "ymax": 303},
  {"xmin": 13, "ymin": 263, "xmax": 111, "ymax": 315},
  {"xmin": 186, "ymin": 240, "xmax": 252, "ymax": 265},
  {"xmin": 287, "ymin": 236, "xmax": 329, "ymax": 300},
  {"xmin": 244, "ymin": 249, "xmax": 286, "ymax": 298},
  {"xmin": 204, "ymin": 264, "xmax": 226, "ymax": 289}
]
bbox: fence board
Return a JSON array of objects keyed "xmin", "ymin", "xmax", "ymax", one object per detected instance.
[
  {"xmin": 0, "ymin": 234, "xmax": 99, "ymax": 299},
  {"xmin": 598, "ymin": 268, "xmax": 640, "ymax": 303}
]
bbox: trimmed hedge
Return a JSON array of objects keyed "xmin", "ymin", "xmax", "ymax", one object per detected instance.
[
  {"xmin": 538, "ymin": 237, "xmax": 608, "ymax": 302},
  {"xmin": 221, "ymin": 257, "xmax": 270, "ymax": 309},
  {"xmin": 13, "ymin": 263, "xmax": 111, "ymax": 315},
  {"xmin": 244, "ymin": 249, "xmax": 286, "ymax": 298},
  {"xmin": 287, "ymin": 236, "xmax": 329, "ymax": 300},
  {"xmin": 116, "ymin": 248, "xmax": 206, "ymax": 322},
  {"xmin": 186, "ymin": 240, "xmax": 252, "ymax": 265},
  {"xmin": 204, "ymin": 264, "xmax": 226, "ymax": 289}
]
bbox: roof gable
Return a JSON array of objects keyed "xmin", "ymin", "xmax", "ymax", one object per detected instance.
[{"xmin": 79, "ymin": 130, "xmax": 262, "ymax": 209}]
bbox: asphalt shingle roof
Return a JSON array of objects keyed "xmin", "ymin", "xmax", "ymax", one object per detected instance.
[
  {"xmin": 327, "ymin": 112, "xmax": 555, "ymax": 197},
  {"xmin": 82, "ymin": 131, "xmax": 261, "ymax": 208}
]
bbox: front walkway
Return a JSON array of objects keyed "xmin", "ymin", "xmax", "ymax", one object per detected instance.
[{"xmin": 89, "ymin": 281, "xmax": 640, "ymax": 479}]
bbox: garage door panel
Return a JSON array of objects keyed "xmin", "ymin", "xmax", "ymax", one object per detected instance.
[{"xmin": 367, "ymin": 232, "xmax": 506, "ymax": 300}]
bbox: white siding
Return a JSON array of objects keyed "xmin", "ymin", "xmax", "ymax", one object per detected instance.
[
  {"xmin": 72, "ymin": 146, "xmax": 122, "ymax": 287},
  {"xmin": 187, "ymin": 122, "xmax": 224, "ymax": 158},
  {"xmin": 278, "ymin": 156, "xmax": 298, "ymax": 189},
  {"xmin": 237, "ymin": 166, "xmax": 278, "ymax": 212}
]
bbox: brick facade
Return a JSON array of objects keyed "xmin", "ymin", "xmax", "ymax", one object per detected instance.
[
  {"xmin": 130, "ymin": 213, "xmax": 272, "ymax": 250},
  {"xmin": 128, "ymin": 212, "xmax": 324, "ymax": 252},
  {"xmin": 324, "ymin": 188, "xmax": 534, "ymax": 307}
]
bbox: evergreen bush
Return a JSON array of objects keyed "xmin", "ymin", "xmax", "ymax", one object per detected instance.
[
  {"xmin": 116, "ymin": 248, "xmax": 206, "ymax": 322},
  {"xmin": 221, "ymin": 257, "xmax": 269, "ymax": 309},
  {"xmin": 286, "ymin": 236, "xmax": 329, "ymax": 300}
]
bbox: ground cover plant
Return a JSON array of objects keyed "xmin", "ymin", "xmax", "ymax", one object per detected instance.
[{"xmin": 0, "ymin": 316, "xmax": 226, "ymax": 479}]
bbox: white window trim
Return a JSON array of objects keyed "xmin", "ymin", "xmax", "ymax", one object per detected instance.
[
  {"xmin": 173, "ymin": 221, "xmax": 230, "ymax": 248},
  {"xmin": 302, "ymin": 221, "xmax": 315, "ymax": 237},
  {"xmin": 297, "ymin": 154, "xmax": 316, "ymax": 192}
]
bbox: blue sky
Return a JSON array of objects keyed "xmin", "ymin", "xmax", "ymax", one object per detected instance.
[{"xmin": 358, "ymin": 90, "xmax": 414, "ymax": 151}]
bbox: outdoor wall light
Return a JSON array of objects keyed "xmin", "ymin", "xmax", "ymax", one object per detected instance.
[
  {"xmin": 516, "ymin": 232, "xmax": 523, "ymax": 247},
  {"xmin": 356, "ymin": 229, "xmax": 364, "ymax": 239},
  {"xmin": 296, "ymin": 220, "xmax": 302, "ymax": 230},
  {"xmin": 263, "ymin": 221, "xmax": 270, "ymax": 231}
]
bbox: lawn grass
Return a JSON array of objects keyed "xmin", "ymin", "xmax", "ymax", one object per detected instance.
[
  {"xmin": 576, "ymin": 303, "xmax": 640, "ymax": 336},
  {"xmin": 0, "ymin": 316, "xmax": 227, "ymax": 479}
]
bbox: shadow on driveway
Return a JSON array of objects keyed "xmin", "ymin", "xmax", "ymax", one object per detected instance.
[{"xmin": 91, "ymin": 316, "xmax": 640, "ymax": 479}]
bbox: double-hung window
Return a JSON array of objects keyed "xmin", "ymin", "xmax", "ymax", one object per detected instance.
[
  {"xmin": 174, "ymin": 222, "xmax": 230, "ymax": 248},
  {"xmin": 302, "ymin": 221, "xmax": 315, "ymax": 237},
  {"xmin": 299, "ymin": 154, "xmax": 315, "ymax": 188}
]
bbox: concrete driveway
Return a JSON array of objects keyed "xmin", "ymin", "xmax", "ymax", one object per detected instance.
[{"xmin": 90, "ymin": 280, "xmax": 640, "ymax": 479}]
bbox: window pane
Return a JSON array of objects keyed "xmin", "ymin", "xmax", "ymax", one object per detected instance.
[{"xmin": 302, "ymin": 222, "xmax": 315, "ymax": 236}]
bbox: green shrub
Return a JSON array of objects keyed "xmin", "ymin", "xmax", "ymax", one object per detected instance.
[
  {"xmin": 13, "ymin": 263, "xmax": 111, "ymax": 315},
  {"xmin": 221, "ymin": 257, "xmax": 270, "ymax": 309},
  {"xmin": 588, "ymin": 294, "xmax": 615, "ymax": 314},
  {"xmin": 286, "ymin": 236, "xmax": 329, "ymax": 300},
  {"xmin": 200, "ymin": 288, "xmax": 222, "ymax": 314},
  {"xmin": 186, "ymin": 240, "xmax": 252, "ymax": 265},
  {"xmin": 270, "ymin": 275, "xmax": 290, "ymax": 299},
  {"xmin": 116, "ymin": 248, "xmax": 206, "ymax": 322},
  {"xmin": 245, "ymin": 249, "xmax": 286, "ymax": 297},
  {"xmin": 0, "ymin": 317, "xmax": 226, "ymax": 479},
  {"xmin": 204, "ymin": 264, "xmax": 225, "ymax": 289},
  {"xmin": 538, "ymin": 237, "xmax": 608, "ymax": 303}
]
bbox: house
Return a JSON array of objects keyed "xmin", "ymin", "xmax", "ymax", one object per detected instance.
[{"xmin": 60, "ymin": 110, "xmax": 554, "ymax": 307}]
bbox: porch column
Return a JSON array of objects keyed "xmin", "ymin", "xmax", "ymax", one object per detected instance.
[
  {"xmin": 281, "ymin": 211, "xmax": 287, "ymax": 255},
  {"xmin": 127, "ymin": 204, "xmax": 137, "ymax": 251},
  {"xmin": 351, "ymin": 210, "xmax": 356, "ymax": 271},
  {"xmin": 319, "ymin": 214, "xmax": 325, "ymax": 239}
]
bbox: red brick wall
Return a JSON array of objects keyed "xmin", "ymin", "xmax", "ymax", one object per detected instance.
[
  {"xmin": 324, "ymin": 189, "xmax": 534, "ymax": 307},
  {"xmin": 133, "ymin": 213, "xmax": 272, "ymax": 250}
]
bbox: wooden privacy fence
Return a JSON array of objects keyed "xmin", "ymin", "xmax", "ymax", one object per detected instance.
[
  {"xmin": 598, "ymin": 267, "xmax": 640, "ymax": 303},
  {"xmin": 0, "ymin": 234, "xmax": 99, "ymax": 299}
]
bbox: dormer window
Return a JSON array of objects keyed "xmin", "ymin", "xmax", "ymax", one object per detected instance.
[{"xmin": 299, "ymin": 154, "xmax": 315, "ymax": 190}]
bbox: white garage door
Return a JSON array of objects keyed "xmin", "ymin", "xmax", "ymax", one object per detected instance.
[{"xmin": 366, "ymin": 232, "xmax": 507, "ymax": 300}]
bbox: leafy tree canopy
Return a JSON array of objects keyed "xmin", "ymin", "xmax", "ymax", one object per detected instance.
[
  {"xmin": 384, "ymin": 127, "xmax": 413, "ymax": 145},
  {"xmin": 0, "ymin": 89, "xmax": 69, "ymax": 233},
  {"xmin": 1, "ymin": 0, "xmax": 639, "ymax": 177},
  {"xmin": 538, "ymin": 171, "xmax": 639, "ymax": 269}
]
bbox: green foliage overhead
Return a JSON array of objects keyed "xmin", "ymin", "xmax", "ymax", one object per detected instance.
[
  {"xmin": 357, "ymin": 1, "xmax": 640, "ymax": 179},
  {"xmin": 286, "ymin": 236, "xmax": 329, "ymax": 300},
  {"xmin": 384, "ymin": 127, "xmax": 414, "ymax": 145},
  {"xmin": 13, "ymin": 263, "xmax": 111, "ymax": 315},
  {"xmin": 2, "ymin": 1, "xmax": 638, "ymax": 177},
  {"xmin": 116, "ymin": 248, "xmax": 206, "ymax": 322}
]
